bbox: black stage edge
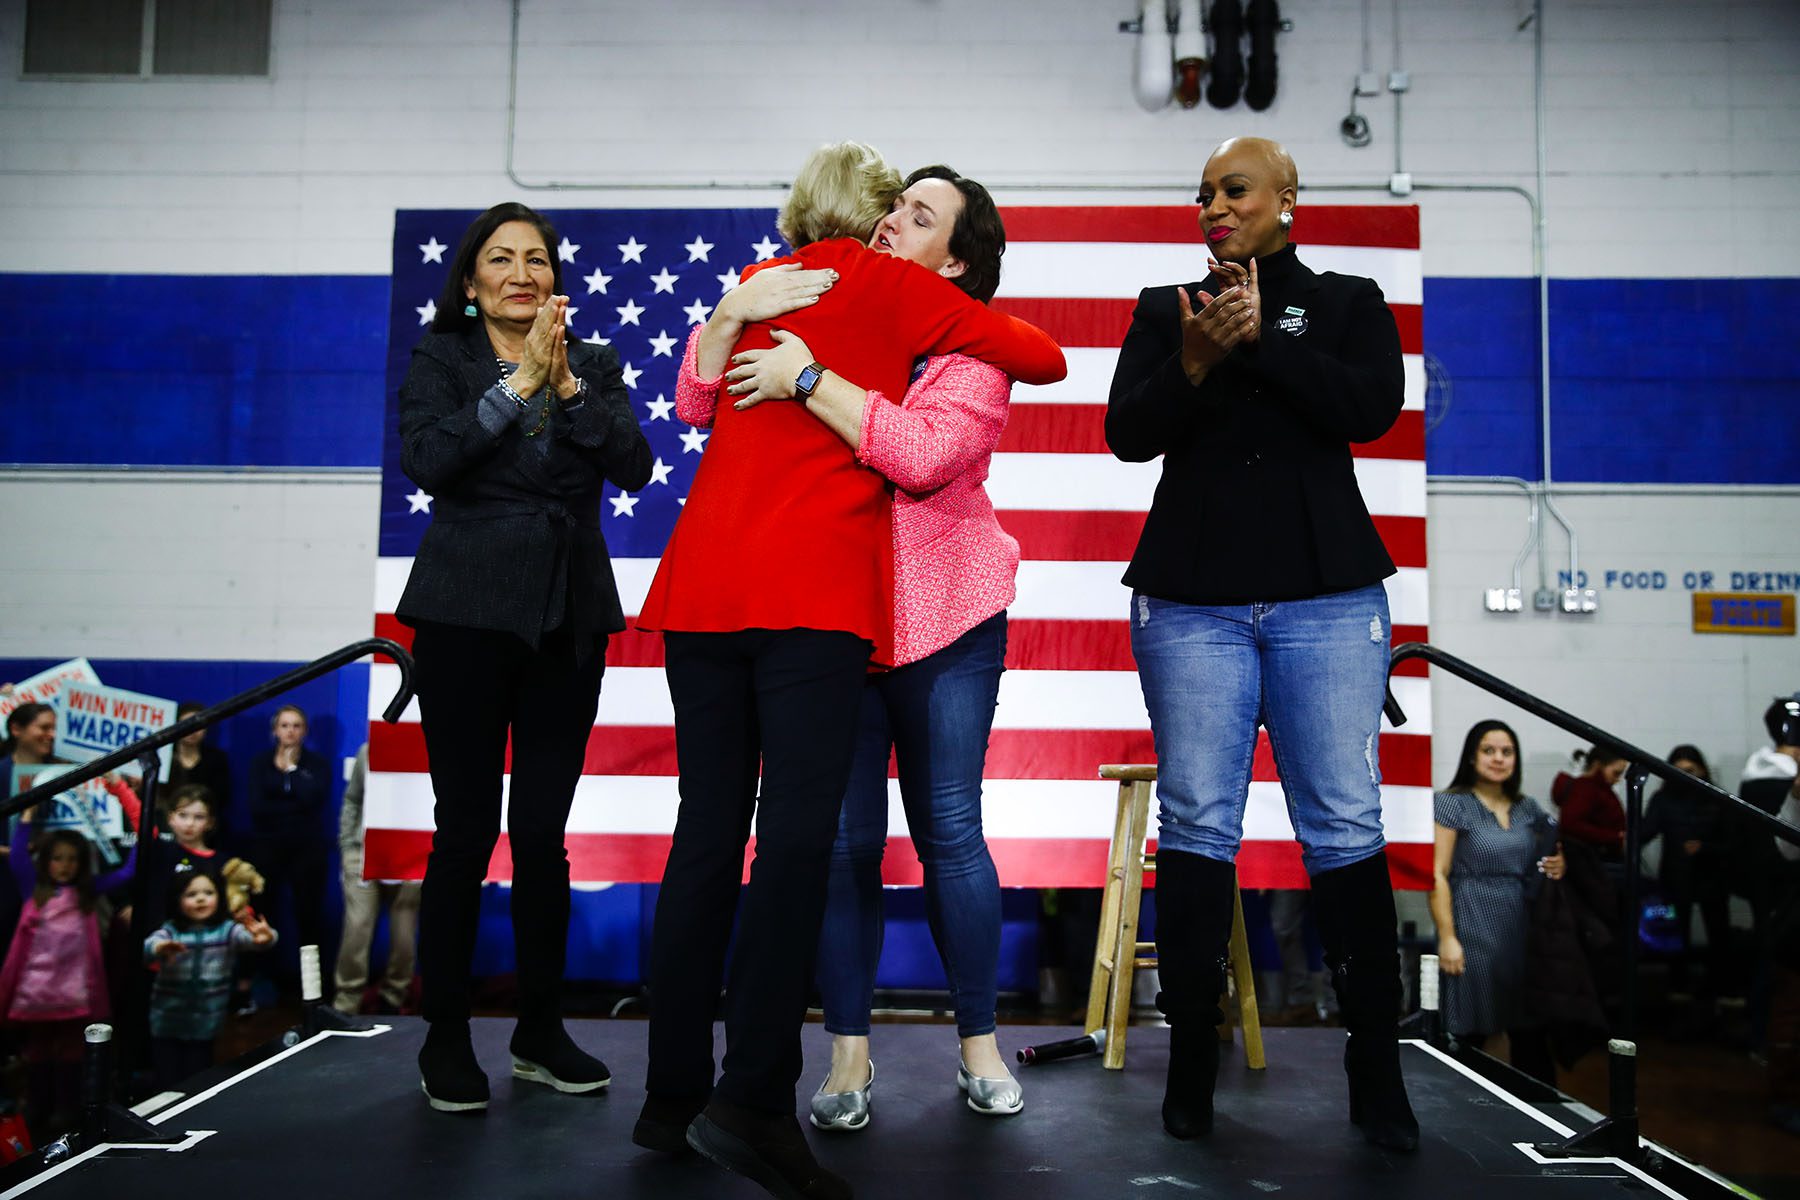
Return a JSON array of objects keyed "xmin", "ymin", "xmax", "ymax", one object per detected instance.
[{"xmin": 5, "ymin": 1019, "xmax": 1736, "ymax": 1199}]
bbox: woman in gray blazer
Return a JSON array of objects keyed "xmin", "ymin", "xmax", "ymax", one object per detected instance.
[{"xmin": 397, "ymin": 202, "xmax": 653, "ymax": 1112}]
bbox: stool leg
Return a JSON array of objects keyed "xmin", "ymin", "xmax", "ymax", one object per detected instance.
[
  {"xmin": 1230, "ymin": 879, "xmax": 1266, "ymax": 1070},
  {"xmin": 1103, "ymin": 780, "xmax": 1153, "ymax": 1070},
  {"xmin": 1086, "ymin": 781, "xmax": 1135, "ymax": 1039}
]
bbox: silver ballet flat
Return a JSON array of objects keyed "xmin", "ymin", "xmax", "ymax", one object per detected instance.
[
  {"xmin": 957, "ymin": 1061, "xmax": 1024, "ymax": 1116},
  {"xmin": 808, "ymin": 1060, "xmax": 873, "ymax": 1132}
]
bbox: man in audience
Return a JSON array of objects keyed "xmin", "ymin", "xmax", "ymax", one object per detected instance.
[{"xmin": 332, "ymin": 744, "xmax": 421, "ymax": 1015}]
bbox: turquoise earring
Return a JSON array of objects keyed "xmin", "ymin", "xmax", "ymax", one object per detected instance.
[{"xmin": 463, "ymin": 302, "xmax": 477, "ymax": 317}]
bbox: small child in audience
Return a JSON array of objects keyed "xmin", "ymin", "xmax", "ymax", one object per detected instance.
[
  {"xmin": 0, "ymin": 820, "xmax": 136, "ymax": 1136},
  {"xmin": 142, "ymin": 784, "xmax": 221, "ymax": 932},
  {"xmin": 144, "ymin": 866, "xmax": 277, "ymax": 1091}
]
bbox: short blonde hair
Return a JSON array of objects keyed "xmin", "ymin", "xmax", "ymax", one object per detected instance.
[{"xmin": 776, "ymin": 141, "xmax": 902, "ymax": 248}]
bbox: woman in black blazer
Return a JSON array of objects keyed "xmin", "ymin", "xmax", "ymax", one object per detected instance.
[
  {"xmin": 1106, "ymin": 138, "xmax": 1418, "ymax": 1151},
  {"xmin": 398, "ymin": 202, "xmax": 653, "ymax": 1112}
]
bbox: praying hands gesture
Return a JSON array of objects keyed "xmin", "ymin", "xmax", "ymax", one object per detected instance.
[
  {"xmin": 1177, "ymin": 258, "xmax": 1262, "ymax": 385},
  {"xmin": 507, "ymin": 297, "xmax": 574, "ymax": 400}
]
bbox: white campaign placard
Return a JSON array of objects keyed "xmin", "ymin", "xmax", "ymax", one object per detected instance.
[
  {"xmin": 10, "ymin": 763, "xmax": 128, "ymax": 867},
  {"xmin": 0, "ymin": 658, "xmax": 99, "ymax": 721},
  {"xmin": 53, "ymin": 680, "xmax": 177, "ymax": 781}
]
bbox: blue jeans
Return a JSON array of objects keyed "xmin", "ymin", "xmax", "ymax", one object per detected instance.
[
  {"xmin": 817, "ymin": 612, "xmax": 1007, "ymax": 1039},
  {"xmin": 1129, "ymin": 585, "xmax": 1391, "ymax": 876}
]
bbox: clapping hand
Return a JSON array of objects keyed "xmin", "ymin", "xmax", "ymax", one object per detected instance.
[
  {"xmin": 1208, "ymin": 258, "xmax": 1261, "ymax": 344},
  {"xmin": 1177, "ymin": 264, "xmax": 1260, "ymax": 384},
  {"xmin": 239, "ymin": 910, "xmax": 276, "ymax": 944},
  {"xmin": 154, "ymin": 939, "xmax": 187, "ymax": 961}
]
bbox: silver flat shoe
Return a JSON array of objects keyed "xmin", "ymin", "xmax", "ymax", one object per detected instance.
[
  {"xmin": 808, "ymin": 1060, "xmax": 873, "ymax": 1132},
  {"xmin": 957, "ymin": 1060, "xmax": 1024, "ymax": 1116}
]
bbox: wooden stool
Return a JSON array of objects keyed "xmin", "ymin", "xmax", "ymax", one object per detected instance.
[{"xmin": 1085, "ymin": 764, "xmax": 1265, "ymax": 1071}]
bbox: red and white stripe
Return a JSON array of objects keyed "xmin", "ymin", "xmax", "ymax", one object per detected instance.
[{"xmin": 365, "ymin": 205, "xmax": 1430, "ymax": 890}]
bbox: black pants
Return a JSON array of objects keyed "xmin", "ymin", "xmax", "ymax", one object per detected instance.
[
  {"xmin": 151, "ymin": 1037, "xmax": 215, "ymax": 1091},
  {"xmin": 412, "ymin": 621, "xmax": 605, "ymax": 1026},
  {"xmin": 647, "ymin": 628, "xmax": 872, "ymax": 1114},
  {"xmin": 246, "ymin": 834, "xmax": 332, "ymax": 950}
]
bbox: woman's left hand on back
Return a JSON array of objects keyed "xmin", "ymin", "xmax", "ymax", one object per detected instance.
[{"xmin": 726, "ymin": 330, "xmax": 816, "ymax": 410}]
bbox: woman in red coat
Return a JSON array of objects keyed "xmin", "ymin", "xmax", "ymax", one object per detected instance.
[
  {"xmin": 1552, "ymin": 744, "xmax": 1629, "ymax": 860},
  {"xmin": 633, "ymin": 141, "xmax": 1065, "ymax": 1198}
]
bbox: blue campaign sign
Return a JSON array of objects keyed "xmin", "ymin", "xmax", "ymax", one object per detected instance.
[{"xmin": 53, "ymin": 680, "xmax": 177, "ymax": 781}]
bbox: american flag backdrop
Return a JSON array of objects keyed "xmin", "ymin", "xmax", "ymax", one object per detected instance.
[{"xmin": 366, "ymin": 205, "xmax": 1431, "ymax": 890}]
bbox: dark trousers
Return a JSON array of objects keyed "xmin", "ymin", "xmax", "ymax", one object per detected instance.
[
  {"xmin": 647, "ymin": 629, "xmax": 872, "ymax": 1115},
  {"xmin": 412, "ymin": 621, "xmax": 605, "ymax": 1026},
  {"xmin": 245, "ymin": 833, "xmax": 332, "ymax": 951},
  {"xmin": 151, "ymin": 1037, "xmax": 215, "ymax": 1091}
]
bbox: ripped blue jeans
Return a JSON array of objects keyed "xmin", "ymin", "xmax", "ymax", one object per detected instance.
[{"xmin": 1128, "ymin": 584, "xmax": 1391, "ymax": 876}]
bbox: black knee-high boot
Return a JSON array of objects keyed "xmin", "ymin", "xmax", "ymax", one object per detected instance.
[
  {"xmin": 1312, "ymin": 851, "xmax": 1420, "ymax": 1152},
  {"xmin": 1153, "ymin": 849, "xmax": 1240, "ymax": 1138}
]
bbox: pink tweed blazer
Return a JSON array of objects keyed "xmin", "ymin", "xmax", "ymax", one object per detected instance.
[{"xmin": 675, "ymin": 333, "xmax": 1019, "ymax": 666}]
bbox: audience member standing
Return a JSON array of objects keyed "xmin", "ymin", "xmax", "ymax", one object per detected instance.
[
  {"xmin": 1430, "ymin": 721, "xmax": 1564, "ymax": 1071},
  {"xmin": 1552, "ymin": 745, "xmax": 1628, "ymax": 860},
  {"xmin": 1641, "ymin": 745, "xmax": 1730, "ymax": 998},
  {"xmin": 165, "ymin": 701, "xmax": 234, "ymax": 843},
  {"xmin": 1, "ymin": 812, "xmax": 136, "ymax": 1138},
  {"xmin": 332, "ymin": 744, "xmax": 421, "ymax": 1015},
  {"xmin": 243, "ymin": 705, "xmax": 333, "ymax": 1004},
  {"xmin": 144, "ymin": 865, "xmax": 276, "ymax": 1091}
]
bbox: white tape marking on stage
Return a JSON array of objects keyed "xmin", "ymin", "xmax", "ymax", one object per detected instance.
[
  {"xmin": 1405, "ymin": 1040, "xmax": 1574, "ymax": 1137},
  {"xmin": 1407, "ymin": 1040, "xmax": 1690, "ymax": 1200},
  {"xmin": 1513, "ymin": 1144, "xmax": 1690, "ymax": 1200},
  {"xmin": 0, "ymin": 1130, "xmax": 217, "ymax": 1199},
  {"xmin": 148, "ymin": 1023, "xmax": 392, "ymax": 1128}
]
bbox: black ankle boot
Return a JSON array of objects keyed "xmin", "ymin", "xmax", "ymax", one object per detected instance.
[
  {"xmin": 687, "ymin": 1098, "xmax": 852, "ymax": 1200},
  {"xmin": 633, "ymin": 1092, "xmax": 709, "ymax": 1154},
  {"xmin": 1312, "ymin": 852, "xmax": 1420, "ymax": 1152},
  {"xmin": 1153, "ymin": 849, "xmax": 1240, "ymax": 1139},
  {"xmin": 419, "ymin": 1022, "xmax": 489, "ymax": 1113},
  {"xmin": 510, "ymin": 1019, "xmax": 611, "ymax": 1094}
]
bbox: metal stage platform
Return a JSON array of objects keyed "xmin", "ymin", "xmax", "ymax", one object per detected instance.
[{"xmin": 3, "ymin": 1019, "xmax": 1736, "ymax": 1199}]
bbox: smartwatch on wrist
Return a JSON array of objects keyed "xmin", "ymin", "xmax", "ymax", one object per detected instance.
[{"xmin": 793, "ymin": 361, "xmax": 828, "ymax": 401}]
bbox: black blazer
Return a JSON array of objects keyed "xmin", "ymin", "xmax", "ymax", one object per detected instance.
[
  {"xmin": 396, "ymin": 324, "xmax": 654, "ymax": 650},
  {"xmin": 1105, "ymin": 244, "xmax": 1404, "ymax": 605}
]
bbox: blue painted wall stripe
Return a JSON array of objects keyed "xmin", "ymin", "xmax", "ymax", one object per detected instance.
[{"xmin": 3, "ymin": 273, "xmax": 1795, "ymax": 482}]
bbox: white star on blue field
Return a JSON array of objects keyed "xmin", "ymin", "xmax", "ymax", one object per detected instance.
[{"xmin": 379, "ymin": 208, "xmax": 785, "ymax": 556}]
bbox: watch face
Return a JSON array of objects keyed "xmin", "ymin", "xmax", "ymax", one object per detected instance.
[{"xmin": 795, "ymin": 364, "xmax": 823, "ymax": 397}]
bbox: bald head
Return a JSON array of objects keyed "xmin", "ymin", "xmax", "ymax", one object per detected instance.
[
  {"xmin": 1196, "ymin": 137, "xmax": 1299, "ymax": 261},
  {"xmin": 1206, "ymin": 137, "xmax": 1298, "ymax": 191}
]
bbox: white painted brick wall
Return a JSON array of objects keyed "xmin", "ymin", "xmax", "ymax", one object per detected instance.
[{"xmin": 1, "ymin": 0, "xmax": 1795, "ymax": 277}]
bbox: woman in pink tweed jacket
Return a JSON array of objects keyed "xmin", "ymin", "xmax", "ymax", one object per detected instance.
[{"xmin": 674, "ymin": 165, "xmax": 1031, "ymax": 1130}]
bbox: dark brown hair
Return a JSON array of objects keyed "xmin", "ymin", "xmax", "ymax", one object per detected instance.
[
  {"xmin": 34, "ymin": 829, "xmax": 99, "ymax": 912},
  {"xmin": 1446, "ymin": 719, "xmax": 1522, "ymax": 802},
  {"xmin": 903, "ymin": 165, "xmax": 1006, "ymax": 304},
  {"xmin": 3, "ymin": 702, "xmax": 54, "ymax": 756},
  {"xmin": 430, "ymin": 203, "xmax": 564, "ymax": 334}
]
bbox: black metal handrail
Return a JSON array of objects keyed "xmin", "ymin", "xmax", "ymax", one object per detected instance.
[
  {"xmin": 1386, "ymin": 642, "xmax": 1797, "ymax": 846},
  {"xmin": 3, "ymin": 636, "xmax": 415, "ymax": 821},
  {"xmin": 1386, "ymin": 640, "xmax": 1799, "ymax": 1165}
]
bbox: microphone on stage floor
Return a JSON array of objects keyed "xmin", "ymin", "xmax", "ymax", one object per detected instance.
[{"xmin": 1017, "ymin": 1030, "xmax": 1106, "ymax": 1066}]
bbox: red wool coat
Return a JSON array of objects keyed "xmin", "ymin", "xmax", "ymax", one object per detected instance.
[{"xmin": 636, "ymin": 237, "xmax": 1065, "ymax": 666}]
